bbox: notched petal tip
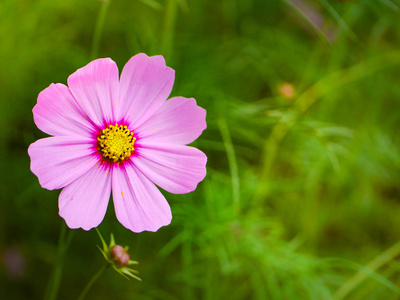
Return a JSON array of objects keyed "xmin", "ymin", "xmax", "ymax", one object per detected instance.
[
  {"xmin": 127, "ymin": 53, "xmax": 175, "ymax": 80},
  {"xmin": 125, "ymin": 215, "xmax": 172, "ymax": 233},
  {"xmin": 175, "ymin": 149, "xmax": 207, "ymax": 194},
  {"xmin": 136, "ymin": 96, "xmax": 207, "ymax": 145},
  {"xmin": 132, "ymin": 52, "xmax": 166, "ymax": 66},
  {"xmin": 132, "ymin": 144, "xmax": 208, "ymax": 195},
  {"xmin": 33, "ymin": 82, "xmax": 96, "ymax": 137},
  {"xmin": 67, "ymin": 57, "xmax": 120, "ymax": 126},
  {"xmin": 59, "ymin": 213, "xmax": 98, "ymax": 231},
  {"xmin": 118, "ymin": 53, "xmax": 175, "ymax": 128},
  {"xmin": 112, "ymin": 165, "xmax": 173, "ymax": 233},
  {"xmin": 118, "ymin": 199, "xmax": 173, "ymax": 233},
  {"xmin": 27, "ymin": 139, "xmax": 59, "ymax": 191},
  {"xmin": 186, "ymin": 97, "xmax": 208, "ymax": 133},
  {"xmin": 67, "ymin": 57, "xmax": 119, "ymax": 89},
  {"xmin": 58, "ymin": 164, "xmax": 112, "ymax": 232},
  {"xmin": 28, "ymin": 136, "xmax": 99, "ymax": 191},
  {"xmin": 27, "ymin": 141, "xmax": 49, "ymax": 190},
  {"xmin": 149, "ymin": 54, "xmax": 166, "ymax": 65}
]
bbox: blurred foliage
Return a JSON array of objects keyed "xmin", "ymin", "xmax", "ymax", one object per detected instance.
[{"xmin": 1, "ymin": 0, "xmax": 400, "ymax": 299}]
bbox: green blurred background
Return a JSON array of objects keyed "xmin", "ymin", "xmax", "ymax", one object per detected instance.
[{"xmin": 1, "ymin": 0, "xmax": 400, "ymax": 299}]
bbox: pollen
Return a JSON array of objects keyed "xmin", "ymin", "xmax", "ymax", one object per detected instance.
[{"xmin": 98, "ymin": 124, "xmax": 136, "ymax": 163}]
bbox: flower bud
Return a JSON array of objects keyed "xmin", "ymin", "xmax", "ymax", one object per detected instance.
[
  {"xmin": 110, "ymin": 245, "xmax": 130, "ymax": 266},
  {"xmin": 97, "ymin": 232, "xmax": 140, "ymax": 280},
  {"xmin": 278, "ymin": 82, "xmax": 296, "ymax": 100}
]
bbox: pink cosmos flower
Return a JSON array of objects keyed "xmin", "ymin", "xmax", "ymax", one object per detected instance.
[{"xmin": 28, "ymin": 53, "xmax": 207, "ymax": 233}]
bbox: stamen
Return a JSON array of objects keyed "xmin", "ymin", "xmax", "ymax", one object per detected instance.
[{"xmin": 97, "ymin": 123, "xmax": 136, "ymax": 163}]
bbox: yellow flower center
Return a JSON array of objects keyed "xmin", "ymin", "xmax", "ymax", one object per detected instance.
[{"xmin": 98, "ymin": 124, "xmax": 136, "ymax": 163}]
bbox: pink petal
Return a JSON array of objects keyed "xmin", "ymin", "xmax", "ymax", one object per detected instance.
[
  {"xmin": 133, "ymin": 142, "xmax": 207, "ymax": 194},
  {"xmin": 33, "ymin": 83, "xmax": 96, "ymax": 137},
  {"xmin": 112, "ymin": 163, "xmax": 172, "ymax": 233},
  {"xmin": 28, "ymin": 136, "xmax": 99, "ymax": 190},
  {"xmin": 59, "ymin": 163, "xmax": 112, "ymax": 230},
  {"xmin": 67, "ymin": 58, "xmax": 119, "ymax": 128},
  {"xmin": 118, "ymin": 53, "xmax": 175, "ymax": 128},
  {"xmin": 135, "ymin": 97, "xmax": 206, "ymax": 145}
]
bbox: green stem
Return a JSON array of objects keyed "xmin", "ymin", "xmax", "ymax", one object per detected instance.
[
  {"xmin": 91, "ymin": 0, "xmax": 111, "ymax": 60},
  {"xmin": 254, "ymin": 50, "xmax": 400, "ymax": 204},
  {"xmin": 44, "ymin": 2, "xmax": 112, "ymax": 298},
  {"xmin": 77, "ymin": 265, "xmax": 108, "ymax": 300},
  {"xmin": 44, "ymin": 223, "xmax": 75, "ymax": 300},
  {"xmin": 217, "ymin": 118, "xmax": 241, "ymax": 215},
  {"xmin": 161, "ymin": 0, "xmax": 177, "ymax": 61},
  {"xmin": 335, "ymin": 239, "xmax": 400, "ymax": 299}
]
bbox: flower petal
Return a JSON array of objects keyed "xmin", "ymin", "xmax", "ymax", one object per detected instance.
[
  {"xmin": 33, "ymin": 83, "xmax": 96, "ymax": 137},
  {"xmin": 135, "ymin": 97, "xmax": 207, "ymax": 145},
  {"xmin": 133, "ymin": 142, "xmax": 207, "ymax": 194},
  {"xmin": 59, "ymin": 163, "xmax": 112, "ymax": 230},
  {"xmin": 112, "ymin": 163, "xmax": 172, "ymax": 233},
  {"xmin": 67, "ymin": 58, "xmax": 119, "ymax": 128},
  {"xmin": 118, "ymin": 53, "xmax": 175, "ymax": 128},
  {"xmin": 28, "ymin": 136, "xmax": 99, "ymax": 190}
]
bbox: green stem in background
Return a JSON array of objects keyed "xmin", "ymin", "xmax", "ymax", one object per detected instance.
[
  {"xmin": 181, "ymin": 225, "xmax": 194, "ymax": 299},
  {"xmin": 77, "ymin": 265, "xmax": 108, "ymax": 300},
  {"xmin": 44, "ymin": 223, "xmax": 76, "ymax": 300},
  {"xmin": 161, "ymin": 0, "xmax": 177, "ymax": 61},
  {"xmin": 282, "ymin": 0, "xmax": 330, "ymax": 44},
  {"xmin": 44, "ymin": 2, "xmax": 112, "ymax": 299},
  {"xmin": 43, "ymin": 223, "xmax": 65, "ymax": 300},
  {"xmin": 76, "ymin": 229, "xmax": 110, "ymax": 299},
  {"xmin": 91, "ymin": 0, "xmax": 111, "ymax": 60},
  {"xmin": 335, "ymin": 239, "xmax": 400, "ymax": 299},
  {"xmin": 217, "ymin": 118, "xmax": 241, "ymax": 215},
  {"xmin": 254, "ymin": 50, "xmax": 400, "ymax": 204}
]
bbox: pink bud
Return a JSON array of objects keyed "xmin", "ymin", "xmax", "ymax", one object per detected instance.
[
  {"xmin": 278, "ymin": 82, "xmax": 296, "ymax": 100},
  {"xmin": 110, "ymin": 245, "xmax": 130, "ymax": 266}
]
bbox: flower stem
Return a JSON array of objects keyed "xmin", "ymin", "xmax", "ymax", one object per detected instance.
[
  {"xmin": 335, "ymin": 239, "xmax": 400, "ymax": 299},
  {"xmin": 91, "ymin": 0, "xmax": 111, "ymax": 60},
  {"xmin": 44, "ymin": 222, "xmax": 75, "ymax": 300},
  {"xmin": 77, "ymin": 265, "xmax": 108, "ymax": 300},
  {"xmin": 217, "ymin": 118, "xmax": 241, "ymax": 215},
  {"xmin": 161, "ymin": 0, "xmax": 178, "ymax": 61}
]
